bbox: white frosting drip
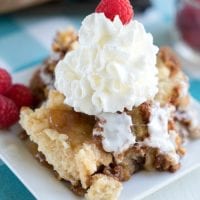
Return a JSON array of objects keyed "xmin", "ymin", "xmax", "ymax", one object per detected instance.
[
  {"xmin": 55, "ymin": 13, "xmax": 159, "ymax": 115},
  {"xmin": 144, "ymin": 103, "xmax": 179, "ymax": 163},
  {"xmin": 93, "ymin": 112, "xmax": 135, "ymax": 153}
]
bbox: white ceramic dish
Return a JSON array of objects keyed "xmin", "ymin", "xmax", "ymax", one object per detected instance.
[{"xmin": 0, "ymin": 68, "xmax": 200, "ymax": 200}]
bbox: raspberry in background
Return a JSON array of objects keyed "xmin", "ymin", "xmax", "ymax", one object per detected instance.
[
  {"xmin": 176, "ymin": 1, "xmax": 200, "ymax": 51},
  {"xmin": 6, "ymin": 84, "xmax": 33, "ymax": 109},
  {"xmin": 0, "ymin": 95, "xmax": 19, "ymax": 129},
  {"xmin": 0, "ymin": 68, "xmax": 12, "ymax": 95},
  {"xmin": 96, "ymin": 0, "xmax": 134, "ymax": 25}
]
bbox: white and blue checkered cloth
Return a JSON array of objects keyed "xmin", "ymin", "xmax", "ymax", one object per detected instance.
[
  {"xmin": 0, "ymin": 15, "xmax": 82, "ymax": 73},
  {"xmin": 0, "ymin": 1, "xmax": 199, "ymax": 199}
]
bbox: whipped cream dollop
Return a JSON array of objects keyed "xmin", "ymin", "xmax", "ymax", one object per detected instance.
[
  {"xmin": 55, "ymin": 13, "xmax": 159, "ymax": 115},
  {"xmin": 144, "ymin": 103, "xmax": 179, "ymax": 163},
  {"xmin": 93, "ymin": 112, "xmax": 135, "ymax": 153}
]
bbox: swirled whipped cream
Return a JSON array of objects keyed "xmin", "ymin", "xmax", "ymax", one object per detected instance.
[{"xmin": 55, "ymin": 13, "xmax": 159, "ymax": 115}]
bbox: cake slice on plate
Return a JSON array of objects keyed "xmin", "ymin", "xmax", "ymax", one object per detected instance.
[{"xmin": 20, "ymin": 0, "xmax": 200, "ymax": 199}]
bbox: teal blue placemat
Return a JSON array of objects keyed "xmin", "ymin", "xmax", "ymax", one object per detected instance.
[
  {"xmin": 0, "ymin": 165, "xmax": 35, "ymax": 200},
  {"xmin": 190, "ymin": 80, "xmax": 200, "ymax": 101}
]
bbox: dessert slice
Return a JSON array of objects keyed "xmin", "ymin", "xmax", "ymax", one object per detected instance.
[
  {"xmin": 20, "ymin": 91, "xmax": 184, "ymax": 198},
  {"xmin": 20, "ymin": 90, "xmax": 113, "ymax": 189},
  {"xmin": 20, "ymin": 92, "xmax": 185, "ymax": 198}
]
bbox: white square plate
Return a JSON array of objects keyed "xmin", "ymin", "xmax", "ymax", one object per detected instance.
[{"xmin": 1, "ymin": 68, "xmax": 200, "ymax": 200}]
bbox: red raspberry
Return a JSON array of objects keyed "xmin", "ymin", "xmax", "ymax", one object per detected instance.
[
  {"xmin": 0, "ymin": 68, "xmax": 12, "ymax": 95},
  {"xmin": 6, "ymin": 84, "xmax": 33, "ymax": 109},
  {"xmin": 176, "ymin": 3, "xmax": 200, "ymax": 51},
  {"xmin": 96, "ymin": 0, "xmax": 134, "ymax": 25},
  {"xmin": 0, "ymin": 95, "xmax": 19, "ymax": 129}
]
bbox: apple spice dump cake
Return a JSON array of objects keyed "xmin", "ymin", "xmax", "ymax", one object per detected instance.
[{"xmin": 20, "ymin": 0, "xmax": 200, "ymax": 199}]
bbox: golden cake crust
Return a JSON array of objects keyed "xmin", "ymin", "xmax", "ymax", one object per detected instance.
[
  {"xmin": 20, "ymin": 27, "xmax": 200, "ymax": 200},
  {"xmin": 85, "ymin": 174, "xmax": 122, "ymax": 200},
  {"xmin": 20, "ymin": 90, "xmax": 112, "ymax": 189}
]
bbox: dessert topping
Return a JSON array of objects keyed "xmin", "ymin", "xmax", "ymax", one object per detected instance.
[
  {"xmin": 0, "ymin": 95, "xmax": 19, "ymax": 129},
  {"xmin": 95, "ymin": 0, "xmax": 134, "ymax": 25},
  {"xmin": 0, "ymin": 68, "xmax": 12, "ymax": 95},
  {"xmin": 55, "ymin": 13, "xmax": 158, "ymax": 115},
  {"xmin": 93, "ymin": 112, "xmax": 135, "ymax": 153},
  {"xmin": 144, "ymin": 103, "xmax": 179, "ymax": 163}
]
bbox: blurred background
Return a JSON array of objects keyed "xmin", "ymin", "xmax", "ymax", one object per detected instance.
[
  {"xmin": 0, "ymin": 0, "xmax": 152, "ymax": 14},
  {"xmin": 0, "ymin": 0, "xmax": 178, "ymax": 65},
  {"xmin": 0, "ymin": 0, "xmax": 176, "ymax": 42},
  {"xmin": 0, "ymin": 0, "xmax": 199, "ymax": 70}
]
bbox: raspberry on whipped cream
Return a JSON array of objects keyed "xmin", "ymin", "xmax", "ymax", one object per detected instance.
[
  {"xmin": 55, "ymin": 13, "xmax": 159, "ymax": 115},
  {"xmin": 96, "ymin": 0, "xmax": 134, "ymax": 24}
]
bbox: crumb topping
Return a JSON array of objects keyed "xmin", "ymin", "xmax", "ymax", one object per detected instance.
[{"xmin": 158, "ymin": 47, "xmax": 180, "ymax": 77}]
